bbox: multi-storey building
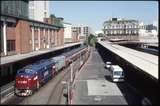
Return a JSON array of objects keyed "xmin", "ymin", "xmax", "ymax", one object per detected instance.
[
  {"xmin": 29, "ymin": 1, "xmax": 50, "ymax": 22},
  {"xmin": 1, "ymin": 0, "xmax": 29, "ymax": 18},
  {"xmin": 103, "ymin": 18, "xmax": 139, "ymax": 41},
  {"xmin": 63, "ymin": 22, "xmax": 72, "ymax": 43},
  {"xmin": 71, "ymin": 24, "xmax": 91, "ymax": 42},
  {"xmin": 139, "ymin": 22, "xmax": 158, "ymax": 43},
  {"xmin": 63, "ymin": 22, "xmax": 80, "ymax": 43},
  {"xmin": 1, "ymin": 1, "xmax": 64, "ymax": 57}
]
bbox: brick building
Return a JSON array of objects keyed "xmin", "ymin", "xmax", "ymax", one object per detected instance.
[{"xmin": 1, "ymin": 1, "xmax": 64, "ymax": 57}]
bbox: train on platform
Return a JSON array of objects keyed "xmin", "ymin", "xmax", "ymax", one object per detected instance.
[{"xmin": 14, "ymin": 45, "xmax": 89, "ymax": 96}]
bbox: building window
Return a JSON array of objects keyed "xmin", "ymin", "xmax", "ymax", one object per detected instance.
[
  {"xmin": 7, "ymin": 40, "xmax": 15, "ymax": 51},
  {"xmin": 126, "ymin": 30, "xmax": 128, "ymax": 34},
  {"xmin": 111, "ymin": 31, "xmax": 113, "ymax": 34},
  {"xmin": 114, "ymin": 30, "xmax": 117, "ymax": 34},
  {"xmin": 120, "ymin": 30, "xmax": 122, "ymax": 34}
]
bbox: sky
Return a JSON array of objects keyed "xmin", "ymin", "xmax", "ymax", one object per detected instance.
[{"xmin": 50, "ymin": 1, "xmax": 158, "ymax": 32}]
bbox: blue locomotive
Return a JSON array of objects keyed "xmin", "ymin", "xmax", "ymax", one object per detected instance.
[{"xmin": 15, "ymin": 45, "xmax": 88, "ymax": 96}]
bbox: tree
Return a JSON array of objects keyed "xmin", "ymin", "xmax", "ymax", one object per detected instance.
[
  {"xmin": 50, "ymin": 14, "xmax": 56, "ymax": 18},
  {"xmin": 97, "ymin": 33, "xmax": 104, "ymax": 37},
  {"xmin": 88, "ymin": 34, "xmax": 97, "ymax": 47}
]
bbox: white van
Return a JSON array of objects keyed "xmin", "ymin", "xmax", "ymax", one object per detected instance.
[{"xmin": 110, "ymin": 65, "xmax": 124, "ymax": 82}]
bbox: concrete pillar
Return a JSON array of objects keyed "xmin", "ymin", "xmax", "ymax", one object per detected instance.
[
  {"xmin": 55, "ymin": 30, "xmax": 57, "ymax": 46},
  {"xmin": 47, "ymin": 29, "xmax": 50, "ymax": 48},
  {"xmin": 57, "ymin": 29, "xmax": 59, "ymax": 46},
  {"xmin": 38, "ymin": 28, "xmax": 40, "ymax": 50},
  {"xmin": 43, "ymin": 28, "xmax": 46, "ymax": 48},
  {"xmin": 53, "ymin": 30, "xmax": 56, "ymax": 46},
  {"xmin": 52, "ymin": 29, "xmax": 54, "ymax": 46},
  {"xmin": 51, "ymin": 30, "xmax": 53, "ymax": 47},
  {"xmin": 31, "ymin": 27, "xmax": 35, "ymax": 51},
  {"xmin": 3, "ymin": 21, "xmax": 7, "ymax": 55},
  {"xmin": 9, "ymin": 64, "xmax": 13, "ymax": 75}
]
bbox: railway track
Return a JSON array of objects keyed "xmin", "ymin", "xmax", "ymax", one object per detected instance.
[
  {"xmin": 0, "ymin": 81, "xmax": 15, "ymax": 103},
  {"xmin": 2, "ymin": 66, "xmax": 71, "ymax": 105},
  {"xmin": 47, "ymin": 66, "xmax": 71, "ymax": 104}
]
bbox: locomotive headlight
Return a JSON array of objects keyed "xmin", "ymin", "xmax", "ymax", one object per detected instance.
[
  {"xmin": 22, "ymin": 81, "xmax": 27, "ymax": 83},
  {"xmin": 52, "ymin": 66, "xmax": 56, "ymax": 69},
  {"xmin": 33, "ymin": 76, "xmax": 38, "ymax": 80}
]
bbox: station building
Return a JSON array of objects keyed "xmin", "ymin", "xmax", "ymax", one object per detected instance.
[{"xmin": 0, "ymin": 0, "xmax": 64, "ymax": 57}]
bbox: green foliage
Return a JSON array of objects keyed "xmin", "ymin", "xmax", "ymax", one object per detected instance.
[
  {"xmin": 97, "ymin": 33, "xmax": 104, "ymax": 37},
  {"xmin": 88, "ymin": 34, "xmax": 97, "ymax": 47},
  {"xmin": 50, "ymin": 14, "xmax": 56, "ymax": 18}
]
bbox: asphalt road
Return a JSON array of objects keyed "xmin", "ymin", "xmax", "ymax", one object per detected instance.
[{"xmin": 72, "ymin": 47, "xmax": 143, "ymax": 105}]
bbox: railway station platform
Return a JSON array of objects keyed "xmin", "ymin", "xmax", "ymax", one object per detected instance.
[
  {"xmin": 98, "ymin": 41, "xmax": 158, "ymax": 80},
  {"xmin": 1, "ymin": 42, "xmax": 83, "ymax": 65}
]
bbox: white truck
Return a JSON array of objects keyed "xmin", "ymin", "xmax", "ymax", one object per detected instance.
[{"xmin": 110, "ymin": 65, "xmax": 124, "ymax": 82}]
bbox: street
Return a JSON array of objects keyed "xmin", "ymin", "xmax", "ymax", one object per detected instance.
[{"xmin": 72, "ymin": 47, "xmax": 143, "ymax": 105}]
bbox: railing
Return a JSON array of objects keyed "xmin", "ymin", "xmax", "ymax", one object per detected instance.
[{"xmin": 105, "ymin": 35, "xmax": 139, "ymax": 41}]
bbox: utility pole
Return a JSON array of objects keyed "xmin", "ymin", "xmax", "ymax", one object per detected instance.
[{"xmin": 70, "ymin": 61, "xmax": 73, "ymax": 83}]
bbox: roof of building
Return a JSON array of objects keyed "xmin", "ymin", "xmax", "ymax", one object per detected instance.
[
  {"xmin": 103, "ymin": 18, "xmax": 139, "ymax": 24},
  {"xmin": 1, "ymin": 14, "xmax": 64, "ymax": 28}
]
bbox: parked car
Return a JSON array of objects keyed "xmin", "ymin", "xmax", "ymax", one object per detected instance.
[{"xmin": 105, "ymin": 61, "xmax": 112, "ymax": 69}]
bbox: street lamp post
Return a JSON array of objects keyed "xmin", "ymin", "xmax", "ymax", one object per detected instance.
[
  {"xmin": 70, "ymin": 62, "xmax": 73, "ymax": 83},
  {"xmin": 61, "ymin": 80, "xmax": 70, "ymax": 104}
]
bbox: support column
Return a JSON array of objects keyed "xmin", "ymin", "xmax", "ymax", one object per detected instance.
[
  {"xmin": 38, "ymin": 28, "xmax": 40, "ymax": 50},
  {"xmin": 55, "ymin": 30, "xmax": 57, "ymax": 46},
  {"xmin": 3, "ymin": 21, "xmax": 7, "ymax": 55},
  {"xmin": 57, "ymin": 30, "xmax": 59, "ymax": 46},
  {"xmin": 43, "ymin": 28, "xmax": 46, "ymax": 48},
  {"xmin": 9, "ymin": 64, "xmax": 13, "ymax": 75},
  {"xmin": 51, "ymin": 30, "xmax": 53, "ymax": 47},
  {"xmin": 53, "ymin": 30, "xmax": 55, "ymax": 46},
  {"xmin": 31, "ymin": 27, "xmax": 35, "ymax": 51},
  {"xmin": 47, "ymin": 29, "xmax": 50, "ymax": 48}
]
